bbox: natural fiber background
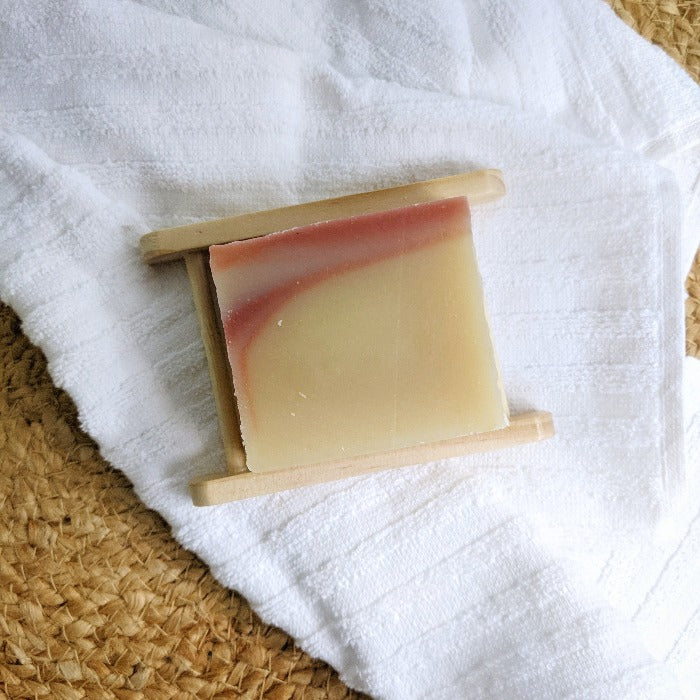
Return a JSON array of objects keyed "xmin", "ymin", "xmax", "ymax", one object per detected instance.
[{"xmin": 1, "ymin": 2, "xmax": 699, "ymax": 698}]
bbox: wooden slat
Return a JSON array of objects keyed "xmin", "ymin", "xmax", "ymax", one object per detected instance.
[
  {"xmin": 190, "ymin": 411, "xmax": 554, "ymax": 506},
  {"xmin": 141, "ymin": 169, "xmax": 505, "ymax": 264},
  {"xmin": 185, "ymin": 252, "xmax": 248, "ymax": 475}
]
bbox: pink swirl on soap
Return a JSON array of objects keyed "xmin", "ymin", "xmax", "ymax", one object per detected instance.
[{"xmin": 209, "ymin": 196, "xmax": 471, "ymax": 418}]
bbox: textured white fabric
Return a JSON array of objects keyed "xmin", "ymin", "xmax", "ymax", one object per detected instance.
[{"xmin": 2, "ymin": 0, "xmax": 700, "ymax": 697}]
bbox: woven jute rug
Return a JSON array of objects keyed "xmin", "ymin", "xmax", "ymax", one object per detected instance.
[{"xmin": 2, "ymin": 2, "xmax": 699, "ymax": 698}]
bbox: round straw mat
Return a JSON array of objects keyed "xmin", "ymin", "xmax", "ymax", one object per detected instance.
[{"xmin": 2, "ymin": 2, "xmax": 699, "ymax": 698}]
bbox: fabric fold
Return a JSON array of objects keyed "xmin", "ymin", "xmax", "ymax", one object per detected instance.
[{"xmin": 2, "ymin": 1, "xmax": 700, "ymax": 697}]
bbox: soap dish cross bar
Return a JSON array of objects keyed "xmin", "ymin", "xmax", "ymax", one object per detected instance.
[{"xmin": 140, "ymin": 169, "xmax": 554, "ymax": 506}]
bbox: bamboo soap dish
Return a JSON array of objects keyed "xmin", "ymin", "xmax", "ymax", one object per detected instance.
[{"xmin": 140, "ymin": 170, "xmax": 554, "ymax": 506}]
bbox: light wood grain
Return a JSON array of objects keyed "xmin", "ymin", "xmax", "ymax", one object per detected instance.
[
  {"xmin": 150, "ymin": 170, "xmax": 554, "ymax": 507},
  {"xmin": 141, "ymin": 169, "xmax": 505, "ymax": 264},
  {"xmin": 190, "ymin": 411, "xmax": 554, "ymax": 506},
  {"xmin": 185, "ymin": 252, "xmax": 248, "ymax": 475}
]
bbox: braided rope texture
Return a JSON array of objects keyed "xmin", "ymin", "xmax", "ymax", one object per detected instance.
[
  {"xmin": 1, "ymin": 2, "xmax": 699, "ymax": 697},
  {"xmin": 0, "ymin": 307, "xmax": 366, "ymax": 699}
]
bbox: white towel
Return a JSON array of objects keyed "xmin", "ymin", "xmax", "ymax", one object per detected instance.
[{"xmin": 2, "ymin": 0, "xmax": 700, "ymax": 697}]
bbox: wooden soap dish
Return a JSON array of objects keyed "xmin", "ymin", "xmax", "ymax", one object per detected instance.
[{"xmin": 141, "ymin": 170, "xmax": 554, "ymax": 506}]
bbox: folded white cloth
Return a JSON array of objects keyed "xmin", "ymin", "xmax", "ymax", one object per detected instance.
[{"xmin": 2, "ymin": 0, "xmax": 699, "ymax": 697}]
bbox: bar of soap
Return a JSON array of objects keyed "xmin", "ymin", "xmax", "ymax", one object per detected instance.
[{"xmin": 209, "ymin": 196, "xmax": 508, "ymax": 473}]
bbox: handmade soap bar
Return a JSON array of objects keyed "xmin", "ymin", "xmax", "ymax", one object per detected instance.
[{"xmin": 209, "ymin": 196, "xmax": 508, "ymax": 473}]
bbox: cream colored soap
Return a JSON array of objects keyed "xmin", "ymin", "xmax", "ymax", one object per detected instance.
[{"xmin": 210, "ymin": 197, "xmax": 508, "ymax": 473}]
